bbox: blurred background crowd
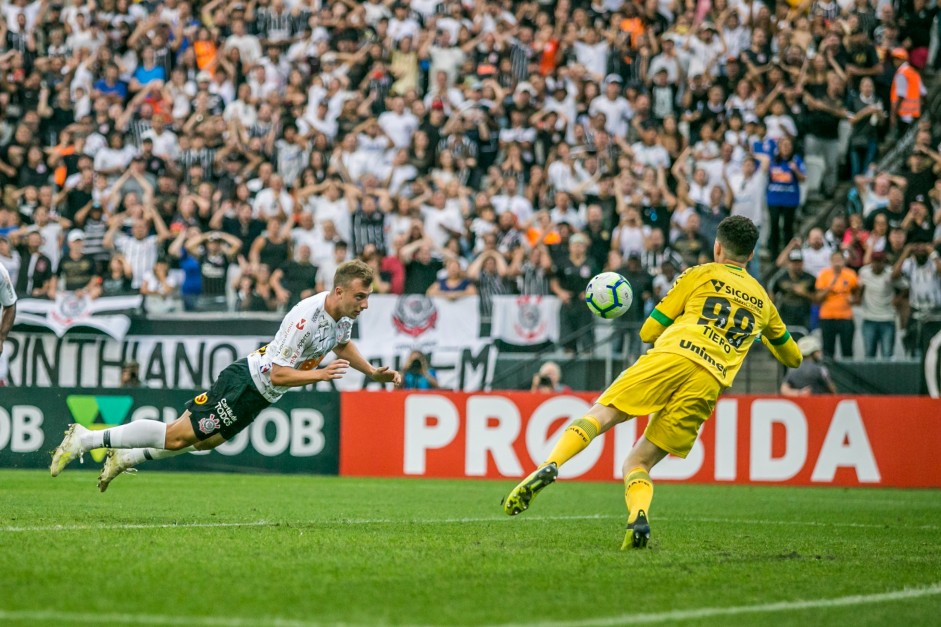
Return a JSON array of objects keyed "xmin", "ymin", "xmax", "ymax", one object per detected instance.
[{"xmin": 0, "ymin": 0, "xmax": 939, "ymax": 361}]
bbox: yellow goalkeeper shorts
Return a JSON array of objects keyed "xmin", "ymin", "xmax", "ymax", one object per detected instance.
[{"xmin": 597, "ymin": 350, "xmax": 723, "ymax": 458}]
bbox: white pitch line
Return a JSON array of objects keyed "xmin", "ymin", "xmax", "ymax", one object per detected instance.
[
  {"xmin": 0, "ymin": 609, "xmax": 324, "ymax": 627},
  {"xmin": 0, "ymin": 514, "xmax": 608, "ymax": 532},
  {"xmin": 501, "ymin": 583, "xmax": 941, "ymax": 627},
  {"xmin": 1, "ymin": 583, "xmax": 938, "ymax": 627},
  {"xmin": 0, "ymin": 520, "xmax": 275, "ymax": 533},
  {"xmin": 662, "ymin": 516, "xmax": 940, "ymax": 531},
  {"xmin": 1, "ymin": 513, "xmax": 937, "ymax": 533}
]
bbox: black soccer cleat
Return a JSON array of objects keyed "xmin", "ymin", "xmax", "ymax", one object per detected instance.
[
  {"xmin": 501, "ymin": 463, "xmax": 559, "ymax": 516},
  {"xmin": 622, "ymin": 509, "xmax": 651, "ymax": 550}
]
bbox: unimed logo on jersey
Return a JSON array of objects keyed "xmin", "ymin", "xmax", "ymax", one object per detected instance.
[{"xmin": 66, "ymin": 395, "xmax": 134, "ymax": 462}]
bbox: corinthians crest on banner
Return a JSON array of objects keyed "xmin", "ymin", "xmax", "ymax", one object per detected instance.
[
  {"xmin": 357, "ymin": 294, "xmax": 496, "ymax": 390},
  {"xmin": 491, "ymin": 295, "xmax": 560, "ymax": 346},
  {"xmin": 15, "ymin": 294, "xmax": 143, "ymax": 340}
]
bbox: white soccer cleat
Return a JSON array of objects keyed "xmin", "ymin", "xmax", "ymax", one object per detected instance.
[
  {"xmin": 97, "ymin": 449, "xmax": 137, "ymax": 493},
  {"xmin": 50, "ymin": 424, "xmax": 89, "ymax": 477}
]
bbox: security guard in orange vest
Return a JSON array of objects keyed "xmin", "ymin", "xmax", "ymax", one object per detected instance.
[{"xmin": 889, "ymin": 48, "xmax": 925, "ymax": 136}]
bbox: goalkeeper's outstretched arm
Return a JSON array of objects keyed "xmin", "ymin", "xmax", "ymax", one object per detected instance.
[{"xmin": 761, "ymin": 334, "xmax": 802, "ymax": 369}]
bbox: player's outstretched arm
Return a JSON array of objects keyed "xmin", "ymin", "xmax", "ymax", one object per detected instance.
[
  {"xmin": 639, "ymin": 267, "xmax": 699, "ymax": 344},
  {"xmin": 639, "ymin": 315, "xmax": 668, "ymax": 344},
  {"xmin": 333, "ymin": 341, "xmax": 403, "ymax": 387},
  {"xmin": 761, "ymin": 334, "xmax": 802, "ymax": 369},
  {"xmin": 270, "ymin": 361, "xmax": 349, "ymax": 387}
]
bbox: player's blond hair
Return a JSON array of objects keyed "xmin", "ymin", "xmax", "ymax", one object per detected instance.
[{"xmin": 334, "ymin": 259, "xmax": 374, "ymax": 288}]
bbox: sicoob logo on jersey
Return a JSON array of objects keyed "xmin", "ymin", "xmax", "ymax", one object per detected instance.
[
  {"xmin": 392, "ymin": 295, "xmax": 438, "ymax": 337},
  {"xmin": 198, "ymin": 415, "xmax": 220, "ymax": 434}
]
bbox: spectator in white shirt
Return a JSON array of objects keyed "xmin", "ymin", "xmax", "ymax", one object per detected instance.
[
  {"xmin": 94, "ymin": 132, "xmax": 136, "ymax": 182},
  {"xmin": 224, "ymin": 19, "xmax": 262, "ymax": 67},
  {"xmin": 378, "ymin": 96, "xmax": 419, "ymax": 149},
  {"xmin": 252, "ymin": 175, "xmax": 294, "ymax": 219},
  {"xmin": 572, "ymin": 29, "xmax": 610, "ymax": 81},
  {"xmin": 589, "ymin": 75, "xmax": 633, "ymax": 139},
  {"xmin": 103, "ymin": 208, "xmax": 171, "ymax": 289},
  {"xmin": 421, "ymin": 189, "xmax": 464, "ymax": 248}
]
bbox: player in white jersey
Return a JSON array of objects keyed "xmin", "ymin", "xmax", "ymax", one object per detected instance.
[
  {"xmin": 50, "ymin": 260, "xmax": 402, "ymax": 491},
  {"xmin": 0, "ymin": 263, "xmax": 17, "ymax": 384}
]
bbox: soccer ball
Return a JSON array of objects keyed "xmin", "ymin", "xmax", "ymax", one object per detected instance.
[{"xmin": 585, "ymin": 272, "xmax": 633, "ymax": 319}]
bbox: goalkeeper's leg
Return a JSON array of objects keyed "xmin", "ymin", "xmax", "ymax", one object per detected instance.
[{"xmin": 502, "ymin": 403, "xmax": 629, "ymax": 515}]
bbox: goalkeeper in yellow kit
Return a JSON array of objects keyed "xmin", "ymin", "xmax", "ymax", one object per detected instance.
[{"xmin": 502, "ymin": 216, "xmax": 803, "ymax": 548}]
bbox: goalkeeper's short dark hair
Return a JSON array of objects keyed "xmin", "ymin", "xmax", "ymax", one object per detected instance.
[{"xmin": 716, "ymin": 216, "xmax": 759, "ymax": 260}]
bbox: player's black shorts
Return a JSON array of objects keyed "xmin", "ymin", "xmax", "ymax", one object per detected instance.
[{"xmin": 185, "ymin": 358, "xmax": 271, "ymax": 441}]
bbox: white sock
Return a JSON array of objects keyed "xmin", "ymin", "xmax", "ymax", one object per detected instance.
[
  {"xmin": 80, "ymin": 420, "xmax": 167, "ymax": 451},
  {"xmin": 125, "ymin": 446, "xmax": 195, "ymax": 467}
]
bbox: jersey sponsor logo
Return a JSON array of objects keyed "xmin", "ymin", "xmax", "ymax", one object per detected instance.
[
  {"xmin": 198, "ymin": 414, "xmax": 220, "ymax": 435},
  {"xmin": 215, "ymin": 398, "xmax": 237, "ymax": 426},
  {"xmin": 299, "ymin": 356, "xmax": 324, "ymax": 371},
  {"xmin": 194, "ymin": 392, "xmax": 208, "ymax": 405},
  {"xmin": 296, "ymin": 318, "xmax": 306, "ymax": 330},
  {"xmin": 679, "ymin": 339, "xmax": 728, "ymax": 375},
  {"xmin": 712, "ymin": 283, "xmax": 764, "ymax": 309},
  {"xmin": 280, "ymin": 347, "xmax": 292, "ymax": 359}
]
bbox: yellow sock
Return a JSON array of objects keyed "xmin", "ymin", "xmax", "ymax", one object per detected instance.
[
  {"xmin": 624, "ymin": 466, "xmax": 653, "ymax": 524},
  {"xmin": 544, "ymin": 416, "xmax": 601, "ymax": 468}
]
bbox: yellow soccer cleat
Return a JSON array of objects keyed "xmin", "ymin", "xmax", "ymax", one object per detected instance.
[
  {"xmin": 49, "ymin": 424, "xmax": 89, "ymax": 477},
  {"xmin": 501, "ymin": 463, "xmax": 558, "ymax": 516},
  {"xmin": 621, "ymin": 509, "xmax": 651, "ymax": 550}
]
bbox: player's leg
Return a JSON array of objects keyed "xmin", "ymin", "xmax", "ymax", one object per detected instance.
[
  {"xmin": 97, "ymin": 415, "xmax": 225, "ymax": 492},
  {"xmin": 502, "ymin": 403, "xmax": 629, "ymax": 516},
  {"xmin": 49, "ymin": 413, "xmax": 195, "ymax": 477},
  {"xmin": 620, "ymin": 363, "xmax": 720, "ymax": 549},
  {"xmin": 620, "ymin": 437, "xmax": 669, "ymax": 550},
  {"xmin": 97, "ymin": 358, "xmax": 269, "ymax": 491},
  {"xmin": 502, "ymin": 352, "xmax": 677, "ymax": 516}
]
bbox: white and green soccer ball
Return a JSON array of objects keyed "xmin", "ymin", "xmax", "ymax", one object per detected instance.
[{"xmin": 585, "ymin": 272, "xmax": 634, "ymax": 319}]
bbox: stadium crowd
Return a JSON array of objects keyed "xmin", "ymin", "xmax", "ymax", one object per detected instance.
[{"xmin": 0, "ymin": 0, "xmax": 939, "ymax": 358}]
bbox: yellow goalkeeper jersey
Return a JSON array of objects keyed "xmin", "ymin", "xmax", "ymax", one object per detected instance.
[{"xmin": 647, "ymin": 262, "xmax": 791, "ymax": 387}]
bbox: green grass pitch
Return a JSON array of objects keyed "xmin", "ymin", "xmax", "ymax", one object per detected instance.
[{"xmin": 1, "ymin": 470, "xmax": 939, "ymax": 626}]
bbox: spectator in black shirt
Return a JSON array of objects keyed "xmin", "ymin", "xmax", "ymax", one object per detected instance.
[
  {"xmin": 185, "ymin": 231, "xmax": 242, "ymax": 312},
  {"xmin": 550, "ymin": 233, "xmax": 596, "ymax": 354},
  {"xmin": 272, "ymin": 244, "xmax": 319, "ymax": 309},
  {"xmin": 584, "ymin": 204, "xmax": 611, "ymax": 271},
  {"xmin": 99, "ymin": 255, "xmax": 135, "ymax": 297},
  {"xmin": 51, "ymin": 230, "xmax": 98, "ymax": 297},
  {"xmin": 769, "ymin": 249, "xmax": 817, "ymax": 331},
  {"xmin": 214, "ymin": 202, "xmax": 266, "ymax": 258},
  {"xmin": 838, "ymin": 28, "xmax": 882, "ymax": 91},
  {"xmin": 15, "ymin": 230, "xmax": 53, "ymax": 298},
  {"xmin": 399, "ymin": 238, "xmax": 444, "ymax": 295},
  {"xmin": 235, "ymin": 274, "xmax": 272, "ymax": 313},
  {"xmin": 672, "ymin": 212, "xmax": 710, "ymax": 267},
  {"xmin": 61, "ymin": 169, "xmax": 95, "ymax": 223},
  {"xmin": 139, "ymin": 138, "xmax": 169, "ymax": 178},
  {"xmin": 804, "ymin": 77, "xmax": 848, "ymax": 198},
  {"xmin": 351, "ymin": 190, "xmax": 389, "ymax": 257}
]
